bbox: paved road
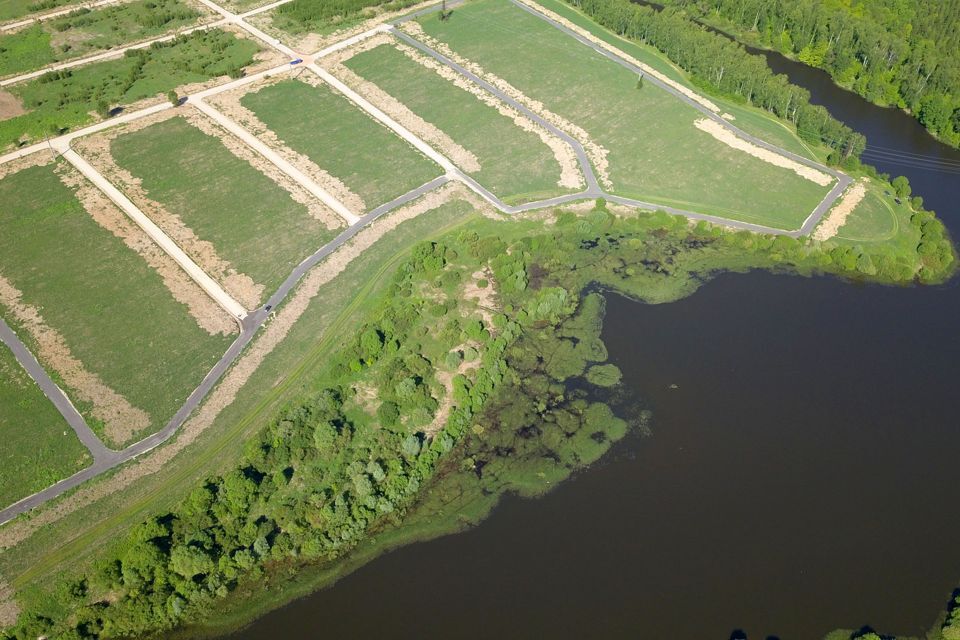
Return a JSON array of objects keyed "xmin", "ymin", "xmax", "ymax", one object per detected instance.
[{"xmin": 0, "ymin": 175, "xmax": 452, "ymax": 526}]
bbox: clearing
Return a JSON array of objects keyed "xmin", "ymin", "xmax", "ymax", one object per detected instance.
[
  {"xmin": 0, "ymin": 160, "xmax": 233, "ymax": 448},
  {"xmin": 415, "ymin": 0, "xmax": 834, "ymax": 228}
]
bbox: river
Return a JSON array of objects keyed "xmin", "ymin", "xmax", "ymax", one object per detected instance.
[{"xmin": 228, "ymin": 22, "xmax": 960, "ymax": 640}]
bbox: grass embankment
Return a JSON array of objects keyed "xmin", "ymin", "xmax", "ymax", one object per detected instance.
[
  {"xmin": 242, "ymin": 78, "xmax": 442, "ymax": 211},
  {"xmin": 0, "ymin": 340, "xmax": 89, "ymax": 507},
  {"xmin": 0, "ymin": 0, "xmax": 205, "ymax": 78},
  {"xmin": 0, "ymin": 28, "xmax": 259, "ymax": 148},
  {"xmin": 418, "ymin": 0, "xmax": 831, "ymax": 228},
  {"xmin": 0, "ymin": 162, "xmax": 233, "ymax": 447},
  {"xmin": 2, "ymin": 197, "xmax": 476, "ymax": 606},
  {"xmin": 109, "ymin": 115, "xmax": 341, "ymax": 303},
  {"xmin": 345, "ymin": 41, "xmax": 575, "ymax": 204}
]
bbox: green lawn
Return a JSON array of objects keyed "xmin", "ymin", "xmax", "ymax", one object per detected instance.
[
  {"xmin": 345, "ymin": 41, "xmax": 574, "ymax": 204},
  {"xmin": 110, "ymin": 115, "xmax": 341, "ymax": 302},
  {"xmin": 419, "ymin": 0, "xmax": 833, "ymax": 228},
  {"xmin": 0, "ymin": 28, "xmax": 259, "ymax": 148},
  {"xmin": 0, "ymin": 0, "xmax": 203, "ymax": 78},
  {"xmin": 834, "ymin": 182, "xmax": 902, "ymax": 244},
  {"xmin": 0, "ymin": 162, "xmax": 233, "ymax": 446},
  {"xmin": 0, "ymin": 339, "xmax": 89, "ymax": 507},
  {"xmin": 241, "ymin": 78, "xmax": 442, "ymax": 211}
]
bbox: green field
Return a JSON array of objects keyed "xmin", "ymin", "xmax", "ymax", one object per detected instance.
[
  {"xmin": 0, "ymin": 340, "xmax": 89, "ymax": 507},
  {"xmin": 109, "ymin": 115, "xmax": 341, "ymax": 302},
  {"xmin": 0, "ymin": 0, "xmax": 203, "ymax": 78},
  {"xmin": 834, "ymin": 182, "xmax": 903, "ymax": 244},
  {"xmin": 345, "ymin": 41, "xmax": 574, "ymax": 204},
  {"xmin": 0, "ymin": 162, "xmax": 233, "ymax": 447},
  {"xmin": 0, "ymin": 0, "xmax": 83, "ymax": 22},
  {"xmin": 0, "ymin": 28, "xmax": 259, "ymax": 148},
  {"xmin": 241, "ymin": 78, "xmax": 442, "ymax": 210},
  {"xmin": 2, "ymin": 194, "xmax": 478, "ymax": 598},
  {"xmin": 419, "ymin": 0, "xmax": 832, "ymax": 228}
]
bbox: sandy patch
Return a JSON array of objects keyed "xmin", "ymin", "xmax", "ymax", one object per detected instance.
[
  {"xmin": 401, "ymin": 21, "xmax": 608, "ymax": 188},
  {"xmin": 73, "ymin": 112, "xmax": 265, "ymax": 309},
  {"xmin": 323, "ymin": 37, "xmax": 481, "ymax": 172},
  {"xmin": 208, "ymin": 75, "xmax": 367, "ymax": 214},
  {"xmin": 0, "ymin": 181, "xmax": 473, "ymax": 549},
  {"xmin": 514, "ymin": 0, "xmax": 721, "ymax": 114},
  {"xmin": 0, "ymin": 580, "xmax": 18, "ymax": 628},
  {"xmin": 0, "ymin": 274, "xmax": 150, "ymax": 446},
  {"xmin": 721, "ymin": 112, "xmax": 735, "ymax": 120},
  {"xmin": 55, "ymin": 162, "xmax": 236, "ymax": 336},
  {"xmin": 461, "ymin": 268, "xmax": 498, "ymax": 325},
  {"xmin": 812, "ymin": 179, "xmax": 867, "ymax": 241},
  {"xmin": 694, "ymin": 118, "xmax": 833, "ymax": 186},
  {"xmin": 0, "ymin": 151, "xmax": 54, "ymax": 180},
  {"xmin": 427, "ymin": 343, "xmax": 479, "ymax": 437},
  {"xmin": 182, "ymin": 106, "xmax": 343, "ymax": 229},
  {"xmin": 0, "ymin": 91, "xmax": 26, "ymax": 121}
]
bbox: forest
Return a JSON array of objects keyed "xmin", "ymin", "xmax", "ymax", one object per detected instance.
[{"xmin": 655, "ymin": 0, "xmax": 960, "ymax": 148}]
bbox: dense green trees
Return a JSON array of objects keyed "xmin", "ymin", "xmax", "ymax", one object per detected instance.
[
  {"xmin": 565, "ymin": 0, "xmax": 866, "ymax": 159},
  {"xmin": 655, "ymin": 0, "xmax": 960, "ymax": 147}
]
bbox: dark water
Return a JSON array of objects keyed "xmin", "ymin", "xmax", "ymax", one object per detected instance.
[{"xmin": 229, "ymin": 33, "xmax": 960, "ymax": 640}]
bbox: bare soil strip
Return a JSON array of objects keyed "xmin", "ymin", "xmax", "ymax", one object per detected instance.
[
  {"xmin": 73, "ymin": 112, "xmax": 265, "ymax": 309},
  {"xmin": 322, "ymin": 35, "xmax": 482, "ymax": 173},
  {"xmin": 182, "ymin": 106, "xmax": 343, "ymax": 229},
  {"xmin": 0, "ymin": 90, "xmax": 25, "ymax": 121},
  {"xmin": 0, "ymin": 182, "xmax": 472, "ymax": 550},
  {"xmin": 515, "ymin": 0, "xmax": 722, "ymax": 114},
  {"xmin": 0, "ymin": 151, "xmax": 51, "ymax": 180},
  {"xmin": 389, "ymin": 38, "xmax": 583, "ymax": 189},
  {"xmin": 207, "ymin": 76, "xmax": 368, "ymax": 214},
  {"xmin": 55, "ymin": 161, "xmax": 237, "ymax": 337},
  {"xmin": 400, "ymin": 21, "xmax": 611, "ymax": 188},
  {"xmin": 0, "ymin": 579, "xmax": 18, "ymax": 628},
  {"xmin": 694, "ymin": 118, "xmax": 833, "ymax": 186},
  {"xmin": 428, "ymin": 347, "xmax": 478, "ymax": 437},
  {"xmin": 812, "ymin": 179, "xmax": 868, "ymax": 241},
  {"xmin": 0, "ymin": 274, "xmax": 150, "ymax": 446}
]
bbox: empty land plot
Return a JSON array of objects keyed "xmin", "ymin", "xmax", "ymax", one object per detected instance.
[
  {"xmin": 0, "ymin": 28, "xmax": 259, "ymax": 147},
  {"xmin": 108, "ymin": 115, "xmax": 342, "ymax": 305},
  {"xmin": 241, "ymin": 78, "xmax": 442, "ymax": 211},
  {"xmin": 418, "ymin": 0, "xmax": 833, "ymax": 229},
  {"xmin": 834, "ymin": 182, "xmax": 904, "ymax": 243},
  {"xmin": 0, "ymin": 339, "xmax": 89, "ymax": 507},
  {"xmin": 0, "ymin": 0, "xmax": 86, "ymax": 23},
  {"xmin": 343, "ymin": 41, "xmax": 576, "ymax": 204},
  {"xmin": 0, "ymin": 161, "xmax": 233, "ymax": 447},
  {"xmin": 0, "ymin": 0, "xmax": 206, "ymax": 78}
]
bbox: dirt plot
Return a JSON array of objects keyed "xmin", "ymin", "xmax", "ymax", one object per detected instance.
[
  {"xmin": 813, "ymin": 179, "xmax": 868, "ymax": 241},
  {"xmin": 0, "ymin": 182, "xmax": 474, "ymax": 550},
  {"xmin": 694, "ymin": 118, "xmax": 832, "ymax": 186},
  {"xmin": 0, "ymin": 274, "xmax": 150, "ymax": 445},
  {"xmin": 73, "ymin": 111, "xmax": 265, "ymax": 310},
  {"xmin": 323, "ymin": 34, "xmax": 482, "ymax": 173},
  {"xmin": 515, "ymin": 0, "xmax": 721, "ymax": 114},
  {"xmin": 55, "ymin": 161, "xmax": 236, "ymax": 336},
  {"xmin": 401, "ymin": 20, "xmax": 610, "ymax": 188},
  {"xmin": 0, "ymin": 91, "xmax": 25, "ymax": 121},
  {"xmin": 208, "ymin": 75, "xmax": 367, "ymax": 215},
  {"xmin": 0, "ymin": 579, "xmax": 17, "ymax": 628},
  {"xmin": 182, "ymin": 106, "xmax": 342, "ymax": 229}
]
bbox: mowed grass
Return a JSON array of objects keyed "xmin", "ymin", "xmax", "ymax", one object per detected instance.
[
  {"xmin": 345, "ymin": 42, "xmax": 574, "ymax": 204},
  {"xmin": 420, "ymin": 0, "xmax": 832, "ymax": 228},
  {"xmin": 0, "ymin": 162, "xmax": 233, "ymax": 445},
  {"xmin": 5, "ymin": 195, "xmax": 478, "ymax": 600},
  {"xmin": 0, "ymin": 0, "xmax": 204, "ymax": 78},
  {"xmin": 110, "ymin": 115, "xmax": 341, "ymax": 301},
  {"xmin": 834, "ymin": 182, "xmax": 902, "ymax": 244},
  {"xmin": 0, "ymin": 29, "xmax": 259, "ymax": 148},
  {"xmin": 242, "ymin": 78, "xmax": 442, "ymax": 211},
  {"xmin": 0, "ymin": 340, "xmax": 89, "ymax": 507}
]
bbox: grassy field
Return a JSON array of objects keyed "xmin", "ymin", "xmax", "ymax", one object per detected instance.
[
  {"xmin": 0, "ymin": 28, "xmax": 259, "ymax": 148},
  {"xmin": 241, "ymin": 78, "xmax": 442, "ymax": 210},
  {"xmin": 834, "ymin": 182, "xmax": 903, "ymax": 244},
  {"xmin": 0, "ymin": 339, "xmax": 89, "ymax": 507},
  {"xmin": 0, "ymin": 0, "xmax": 204, "ymax": 78},
  {"xmin": 3, "ymin": 194, "xmax": 478, "ymax": 603},
  {"xmin": 419, "ymin": 0, "xmax": 832, "ymax": 228},
  {"xmin": 109, "ymin": 115, "xmax": 341, "ymax": 302},
  {"xmin": 0, "ymin": 162, "xmax": 233, "ymax": 446},
  {"xmin": 0, "ymin": 0, "xmax": 82, "ymax": 22},
  {"xmin": 345, "ymin": 41, "xmax": 574, "ymax": 204}
]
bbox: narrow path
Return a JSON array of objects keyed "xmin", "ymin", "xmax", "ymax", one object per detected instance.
[{"xmin": 0, "ymin": 317, "xmax": 113, "ymax": 463}]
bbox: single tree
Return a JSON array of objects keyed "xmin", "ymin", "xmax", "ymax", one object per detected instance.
[
  {"xmin": 892, "ymin": 175, "xmax": 911, "ymax": 199},
  {"xmin": 167, "ymin": 90, "xmax": 180, "ymax": 106}
]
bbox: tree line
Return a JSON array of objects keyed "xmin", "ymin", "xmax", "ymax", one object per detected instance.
[
  {"xmin": 655, "ymin": 0, "xmax": 960, "ymax": 148},
  {"xmin": 566, "ymin": 0, "xmax": 866, "ymax": 160}
]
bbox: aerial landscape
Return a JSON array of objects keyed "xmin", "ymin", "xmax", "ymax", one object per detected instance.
[{"xmin": 0, "ymin": 0, "xmax": 957, "ymax": 637}]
